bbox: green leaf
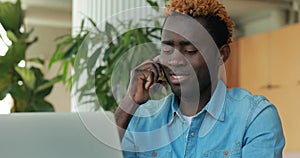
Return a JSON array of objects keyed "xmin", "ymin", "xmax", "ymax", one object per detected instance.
[
  {"xmin": 105, "ymin": 22, "xmax": 118, "ymax": 44},
  {"xmin": 62, "ymin": 61, "xmax": 69, "ymax": 83},
  {"xmin": 0, "ymin": 75, "xmax": 11, "ymax": 90},
  {"xmin": 15, "ymin": 67, "xmax": 36, "ymax": 90},
  {"xmin": 0, "ymin": 63, "xmax": 12, "ymax": 90},
  {"xmin": 106, "ymin": 22, "xmax": 118, "ymax": 36},
  {"xmin": 0, "ymin": 0, "xmax": 22, "ymax": 34},
  {"xmin": 48, "ymin": 44, "xmax": 64, "ymax": 68},
  {"xmin": 26, "ymin": 99, "xmax": 54, "ymax": 112},
  {"xmin": 80, "ymin": 18, "xmax": 85, "ymax": 32},
  {"xmin": 35, "ymin": 85, "xmax": 52, "ymax": 98},
  {"xmin": 123, "ymin": 31, "xmax": 132, "ymax": 46},
  {"xmin": 54, "ymin": 34, "xmax": 70, "ymax": 41},
  {"xmin": 6, "ymin": 31, "xmax": 18, "ymax": 43},
  {"xmin": 30, "ymin": 67, "xmax": 44, "ymax": 82},
  {"xmin": 4, "ymin": 42, "xmax": 26, "ymax": 64},
  {"xmin": 146, "ymin": 0, "xmax": 159, "ymax": 11},
  {"xmin": 154, "ymin": 20, "xmax": 161, "ymax": 29},
  {"xmin": 86, "ymin": 16, "xmax": 101, "ymax": 33},
  {"xmin": 27, "ymin": 58, "xmax": 44, "ymax": 65},
  {"xmin": 14, "ymin": 99, "xmax": 28, "ymax": 112},
  {"xmin": 0, "ymin": 90, "xmax": 7, "ymax": 100},
  {"xmin": 26, "ymin": 36, "xmax": 38, "ymax": 46},
  {"xmin": 62, "ymin": 42, "xmax": 79, "ymax": 59},
  {"xmin": 35, "ymin": 75, "xmax": 62, "ymax": 93},
  {"xmin": 87, "ymin": 48, "xmax": 101, "ymax": 72},
  {"xmin": 22, "ymin": 28, "xmax": 34, "ymax": 39},
  {"xmin": 103, "ymin": 46, "xmax": 116, "ymax": 61},
  {"xmin": 9, "ymin": 84, "xmax": 29, "ymax": 101}
]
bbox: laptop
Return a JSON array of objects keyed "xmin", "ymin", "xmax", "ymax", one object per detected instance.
[{"xmin": 0, "ymin": 112, "xmax": 124, "ymax": 158}]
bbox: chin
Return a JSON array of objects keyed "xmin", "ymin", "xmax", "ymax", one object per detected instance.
[{"xmin": 170, "ymin": 83, "xmax": 200, "ymax": 100}]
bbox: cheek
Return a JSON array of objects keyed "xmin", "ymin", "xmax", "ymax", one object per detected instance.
[
  {"xmin": 158, "ymin": 55, "xmax": 167, "ymax": 65},
  {"xmin": 187, "ymin": 54, "xmax": 207, "ymax": 70},
  {"xmin": 188, "ymin": 56, "xmax": 214, "ymax": 81}
]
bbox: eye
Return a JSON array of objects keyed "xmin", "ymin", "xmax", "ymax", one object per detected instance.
[
  {"xmin": 184, "ymin": 50, "xmax": 198, "ymax": 55},
  {"xmin": 162, "ymin": 50, "xmax": 174, "ymax": 55},
  {"xmin": 161, "ymin": 45, "xmax": 174, "ymax": 55}
]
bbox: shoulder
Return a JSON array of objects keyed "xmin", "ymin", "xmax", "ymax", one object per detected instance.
[
  {"xmin": 225, "ymin": 87, "xmax": 280, "ymax": 127},
  {"xmin": 227, "ymin": 89, "xmax": 286, "ymax": 152},
  {"xmin": 226, "ymin": 87, "xmax": 271, "ymax": 109}
]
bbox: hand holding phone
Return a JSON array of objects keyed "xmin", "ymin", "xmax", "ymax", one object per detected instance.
[{"xmin": 126, "ymin": 55, "xmax": 165, "ymax": 105}]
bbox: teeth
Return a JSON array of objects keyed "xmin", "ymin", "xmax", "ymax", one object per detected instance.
[{"xmin": 172, "ymin": 75, "xmax": 183, "ymax": 79}]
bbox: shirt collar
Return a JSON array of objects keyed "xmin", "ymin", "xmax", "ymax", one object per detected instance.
[
  {"xmin": 167, "ymin": 94, "xmax": 181, "ymax": 124},
  {"xmin": 168, "ymin": 80, "xmax": 227, "ymax": 124},
  {"xmin": 204, "ymin": 80, "xmax": 226, "ymax": 121}
]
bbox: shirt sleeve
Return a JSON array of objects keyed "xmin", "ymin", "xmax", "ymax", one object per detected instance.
[
  {"xmin": 121, "ymin": 116, "xmax": 138, "ymax": 158},
  {"xmin": 242, "ymin": 103, "xmax": 285, "ymax": 158}
]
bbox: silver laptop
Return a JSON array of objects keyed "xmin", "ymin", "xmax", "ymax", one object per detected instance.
[{"xmin": 0, "ymin": 112, "xmax": 124, "ymax": 158}]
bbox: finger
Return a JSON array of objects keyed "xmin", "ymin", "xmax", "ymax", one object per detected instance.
[
  {"xmin": 151, "ymin": 62, "xmax": 163, "ymax": 80},
  {"xmin": 152, "ymin": 55, "xmax": 164, "ymax": 79},
  {"xmin": 130, "ymin": 70, "xmax": 149, "ymax": 103},
  {"xmin": 138, "ymin": 63, "xmax": 160, "ymax": 82},
  {"xmin": 134, "ymin": 76, "xmax": 150, "ymax": 104},
  {"xmin": 153, "ymin": 55, "xmax": 160, "ymax": 63},
  {"xmin": 143, "ymin": 62, "xmax": 163, "ymax": 80},
  {"xmin": 134, "ymin": 69, "xmax": 154, "ymax": 90},
  {"xmin": 139, "ymin": 59, "xmax": 154, "ymax": 66},
  {"xmin": 143, "ymin": 70, "xmax": 154, "ymax": 90}
]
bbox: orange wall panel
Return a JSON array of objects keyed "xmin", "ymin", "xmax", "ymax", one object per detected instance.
[{"xmin": 236, "ymin": 23, "xmax": 300, "ymax": 151}]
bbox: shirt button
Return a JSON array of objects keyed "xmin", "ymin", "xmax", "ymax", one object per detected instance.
[
  {"xmin": 190, "ymin": 132, "xmax": 195, "ymax": 137},
  {"xmin": 223, "ymin": 150, "xmax": 228, "ymax": 155},
  {"xmin": 152, "ymin": 151, "xmax": 157, "ymax": 157}
]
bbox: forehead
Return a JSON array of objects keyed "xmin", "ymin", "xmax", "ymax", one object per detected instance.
[
  {"xmin": 163, "ymin": 15, "xmax": 198, "ymax": 36},
  {"xmin": 162, "ymin": 15, "xmax": 218, "ymax": 50}
]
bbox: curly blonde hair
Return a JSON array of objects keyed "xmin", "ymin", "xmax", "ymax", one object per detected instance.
[{"xmin": 165, "ymin": 0, "xmax": 234, "ymax": 44}]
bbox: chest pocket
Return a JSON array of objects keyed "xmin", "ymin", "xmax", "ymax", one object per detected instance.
[
  {"xmin": 137, "ymin": 146, "xmax": 172, "ymax": 158},
  {"xmin": 203, "ymin": 141, "xmax": 241, "ymax": 158}
]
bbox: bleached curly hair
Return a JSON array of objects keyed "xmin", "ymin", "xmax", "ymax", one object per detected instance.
[{"xmin": 165, "ymin": 0, "xmax": 234, "ymax": 46}]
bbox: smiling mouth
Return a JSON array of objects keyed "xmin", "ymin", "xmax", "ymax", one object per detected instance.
[
  {"xmin": 171, "ymin": 75, "xmax": 184, "ymax": 79},
  {"xmin": 169, "ymin": 74, "xmax": 189, "ymax": 84}
]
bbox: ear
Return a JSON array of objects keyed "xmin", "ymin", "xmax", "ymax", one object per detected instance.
[{"xmin": 219, "ymin": 44, "xmax": 230, "ymax": 63}]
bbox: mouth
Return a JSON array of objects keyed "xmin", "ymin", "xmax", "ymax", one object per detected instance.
[
  {"xmin": 160, "ymin": 65, "xmax": 191, "ymax": 85},
  {"xmin": 168, "ymin": 73, "xmax": 189, "ymax": 84}
]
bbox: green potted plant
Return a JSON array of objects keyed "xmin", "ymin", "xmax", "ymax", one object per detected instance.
[
  {"xmin": 0, "ymin": 0, "xmax": 61, "ymax": 112},
  {"xmin": 49, "ymin": 0, "xmax": 168, "ymax": 112}
]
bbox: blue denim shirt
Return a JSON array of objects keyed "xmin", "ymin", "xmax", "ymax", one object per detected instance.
[{"xmin": 122, "ymin": 81, "xmax": 285, "ymax": 157}]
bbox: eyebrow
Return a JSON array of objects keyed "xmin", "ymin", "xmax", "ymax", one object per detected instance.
[
  {"xmin": 179, "ymin": 41, "xmax": 192, "ymax": 46},
  {"xmin": 161, "ymin": 40, "xmax": 174, "ymax": 45},
  {"xmin": 161, "ymin": 40, "xmax": 193, "ymax": 46}
]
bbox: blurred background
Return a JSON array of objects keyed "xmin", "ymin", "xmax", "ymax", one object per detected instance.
[{"xmin": 0, "ymin": 0, "xmax": 299, "ymax": 156}]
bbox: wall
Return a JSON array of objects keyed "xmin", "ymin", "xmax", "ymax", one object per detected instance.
[
  {"xmin": 26, "ymin": 23, "xmax": 72, "ymax": 112},
  {"xmin": 234, "ymin": 22, "xmax": 300, "ymax": 152},
  {"xmin": 72, "ymin": 0, "xmax": 165, "ymax": 31},
  {"xmin": 241, "ymin": 10, "xmax": 287, "ymax": 36}
]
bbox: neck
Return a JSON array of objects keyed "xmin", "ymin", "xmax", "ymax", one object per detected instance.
[{"xmin": 179, "ymin": 80, "xmax": 218, "ymax": 116}]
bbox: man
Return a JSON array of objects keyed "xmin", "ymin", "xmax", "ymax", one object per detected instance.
[{"xmin": 115, "ymin": 0, "xmax": 285, "ymax": 157}]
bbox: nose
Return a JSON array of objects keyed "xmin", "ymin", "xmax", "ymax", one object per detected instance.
[{"xmin": 167, "ymin": 50, "xmax": 186, "ymax": 67}]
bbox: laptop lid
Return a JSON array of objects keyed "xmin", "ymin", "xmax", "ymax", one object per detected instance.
[{"xmin": 0, "ymin": 112, "xmax": 123, "ymax": 158}]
